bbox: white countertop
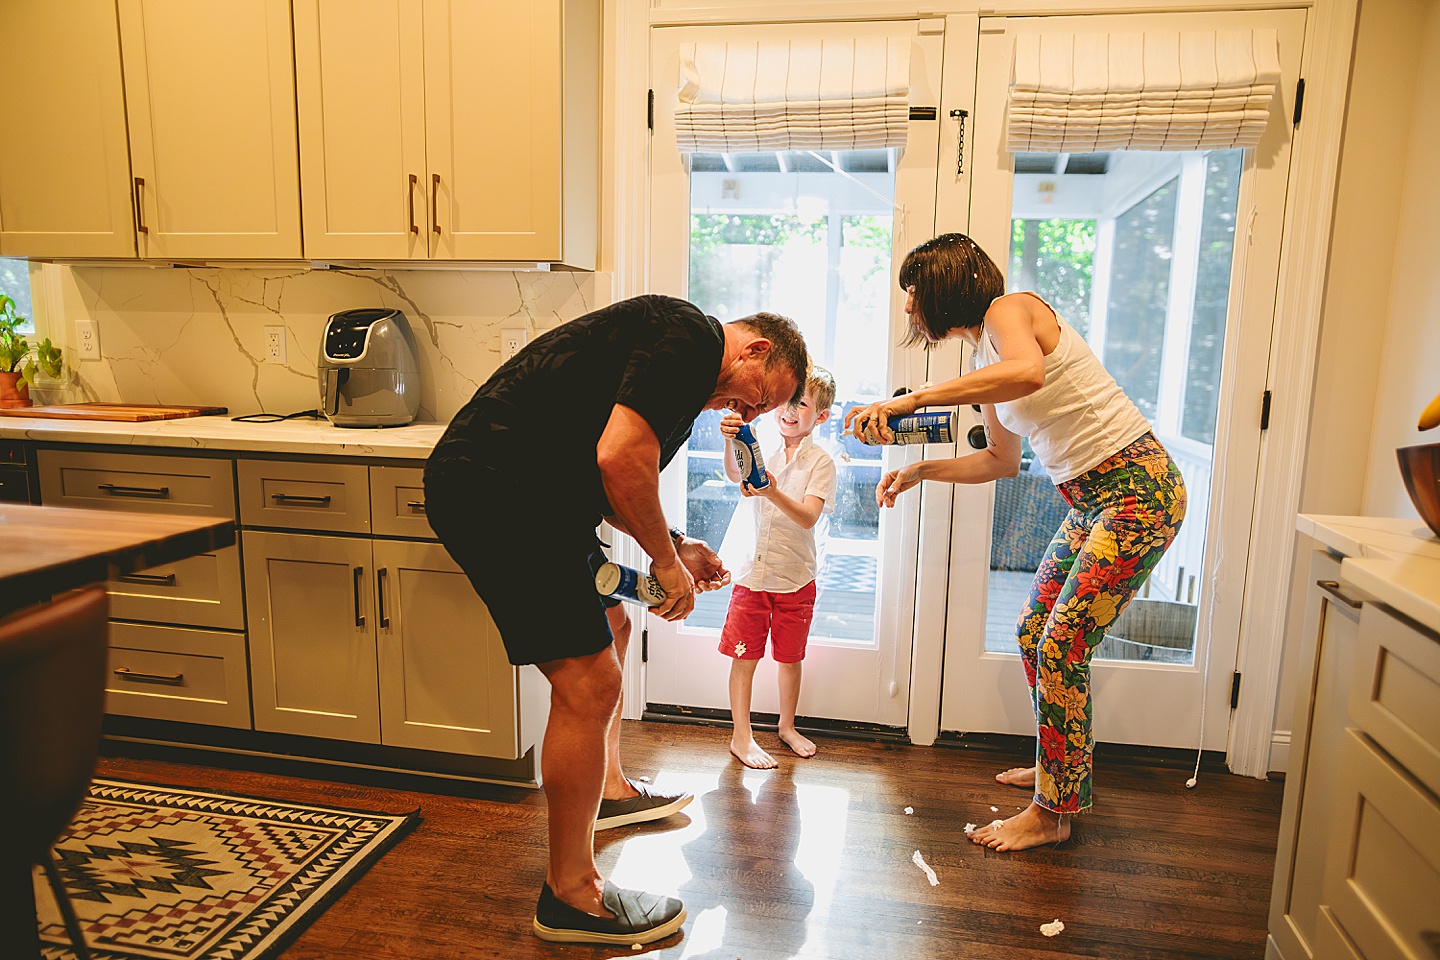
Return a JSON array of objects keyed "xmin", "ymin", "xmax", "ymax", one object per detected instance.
[
  {"xmin": 1297, "ymin": 514, "xmax": 1440, "ymax": 634},
  {"xmin": 0, "ymin": 413, "xmax": 445, "ymax": 459}
]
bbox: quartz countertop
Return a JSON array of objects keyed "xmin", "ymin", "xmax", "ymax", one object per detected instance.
[
  {"xmin": 1297, "ymin": 514, "xmax": 1440, "ymax": 634},
  {"xmin": 0, "ymin": 413, "xmax": 446, "ymax": 459}
]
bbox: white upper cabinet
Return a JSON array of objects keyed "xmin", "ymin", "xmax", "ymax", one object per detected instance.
[
  {"xmin": 117, "ymin": 0, "xmax": 302, "ymax": 260},
  {"xmin": 0, "ymin": 0, "xmax": 136, "ymax": 258},
  {"xmin": 294, "ymin": 0, "xmax": 598, "ymax": 267}
]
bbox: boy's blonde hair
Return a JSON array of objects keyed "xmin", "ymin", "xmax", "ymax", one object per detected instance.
[{"xmin": 803, "ymin": 365, "xmax": 836, "ymax": 413}]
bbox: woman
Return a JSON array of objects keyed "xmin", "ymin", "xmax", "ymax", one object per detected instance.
[{"xmin": 847, "ymin": 233, "xmax": 1187, "ymax": 852}]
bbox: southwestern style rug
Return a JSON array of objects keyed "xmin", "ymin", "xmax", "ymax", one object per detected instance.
[{"xmin": 34, "ymin": 779, "xmax": 419, "ymax": 960}]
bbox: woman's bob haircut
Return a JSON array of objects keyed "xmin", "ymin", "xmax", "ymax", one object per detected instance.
[{"xmin": 897, "ymin": 233, "xmax": 1006, "ymax": 347}]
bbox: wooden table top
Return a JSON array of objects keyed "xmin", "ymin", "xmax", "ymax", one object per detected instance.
[{"xmin": 0, "ymin": 503, "xmax": 235, "ymax": 618}]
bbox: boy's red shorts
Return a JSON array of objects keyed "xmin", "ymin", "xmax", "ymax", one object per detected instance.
[{"xmin": 718, "ymin": 581, "xmax": 817, "ymax": 664}]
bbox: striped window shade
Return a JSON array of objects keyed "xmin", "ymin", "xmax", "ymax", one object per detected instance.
[
  {"xmin": 1006, "ymin": 30, "xmax": 1281, "ymax": 153},
  {"xmin": 673, "ymin": 37, "xmax": 911, "ymax": 154}
]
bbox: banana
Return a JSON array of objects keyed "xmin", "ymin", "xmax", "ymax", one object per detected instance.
[{"xmin": 1422, "ymin": 389, "xmax": 1440, "ymax": 431}]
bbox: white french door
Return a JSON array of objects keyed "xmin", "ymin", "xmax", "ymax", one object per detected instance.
[
  {"xmin": 938, "ymin": 9, "xmax": 1307, "ymax": 749},
  {"xmin": 642, "ymin": 20, "xmax": 945, "ymax": 728}
]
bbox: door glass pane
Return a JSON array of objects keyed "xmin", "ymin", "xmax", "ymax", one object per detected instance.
[
  {"xmin": 985, "ymin": 150, "xmax": 1244, "ymax": 666},
  {"xmin": 682, "ymin": 149, "xmax": 895, "ymax": 645}
]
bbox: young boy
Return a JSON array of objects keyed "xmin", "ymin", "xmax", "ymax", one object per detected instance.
[{"xmin": 717, "ymin": 366, "xmax": 837, "ymax": 769}]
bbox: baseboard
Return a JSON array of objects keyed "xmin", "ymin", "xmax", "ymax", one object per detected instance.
[
  {"xmin": 642, "ymin": 703, "xmax": 910, "ymax": 743},
  {"xmin": 1269, "ymin": 730, "xmax": 1291, "ymax": 776}
]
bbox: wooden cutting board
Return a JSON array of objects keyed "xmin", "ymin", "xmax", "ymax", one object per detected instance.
[{"xmin": 0, "ymin": 402, "xmax": 228, "ymax": 421}]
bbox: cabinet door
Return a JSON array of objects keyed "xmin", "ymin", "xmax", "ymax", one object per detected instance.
[
  {"xmin": 293, "ymin": 0, "xmax": 430, "ymax": 260},
  {"xmin": 117, "ymin": 0, "xmax": 301, "ymax": 259},
  {"xmin": 244, "ymin": 530, "xmax": 380, "ymax": 743},
  {"xmin": 0, "ymin": 0, "xmax": 136, "ymax": 258},
  {"xmin": 373, "ymin": 539, "xmax": 520, "ymax": 757},
  {"xmin": 423, "ymin": 0, "xmax": 563, "ymax": 261}
]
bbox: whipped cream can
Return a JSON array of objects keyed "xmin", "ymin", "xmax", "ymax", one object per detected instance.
[
  {"xmin": 862, "ymin": 411, "xmax": 955, "ymax": 445},
  {"xmin": 730, "ymin": 423, "xmax": 770, "ymax": 488},
  {"xmin": 595, "ymin": 561, "xmax": 666, "ymax": 607}
]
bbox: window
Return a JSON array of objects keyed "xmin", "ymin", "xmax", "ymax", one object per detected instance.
[{"xmin": 0, "ymin": 258, "xmax": 33, "ymax": 332}]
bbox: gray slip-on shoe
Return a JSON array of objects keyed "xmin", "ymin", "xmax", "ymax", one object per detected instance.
[
  {"xmin": 595, "ymin": 779, "xmax": 693, "ymax": 831},
  {"xmin": 532, "ymin": 881, "xmax": 685, "ymax": 944}
]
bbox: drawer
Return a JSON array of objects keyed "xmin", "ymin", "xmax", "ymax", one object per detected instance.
[
  {"xmin": 106, "ymin": 621, "xmax": 251, "ymax": 729},
  {"xmin": 370, "ymin": 465, "xmax": 435, "ymax": 539},
  {"xmin": 238, "ymin": 459, "xmax": 370, "ymax": 533},
  {"xmin": 107, "ymin": 543, "xmax": 245, "ymax": 630},
  {"xmin": 1351, "ymin": 604, "xmax": 1440, "ymax": 795},
  {"xmin": 1321, "ymin": 729, "xmax": 1440, "ymax": 960},
  {"xmin": 39, "ymin": 449, "xmax": 235, "ymax": 517}
]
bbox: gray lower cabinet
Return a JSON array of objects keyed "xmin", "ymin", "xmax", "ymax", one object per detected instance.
[{"xmin": 1268, "ymin": 551, "xmax": 1440, "ymax": 960}]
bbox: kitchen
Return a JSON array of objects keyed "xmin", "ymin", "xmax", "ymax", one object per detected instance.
[{"xmin": 0, "ymin": 0, "xmax": 1436, "ymax": 958}]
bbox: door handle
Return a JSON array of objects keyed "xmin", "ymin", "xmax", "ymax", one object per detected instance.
[
  {"xmin": 353, "ymin": 565, "xmax": 366, "ymax": 627},
  {"xmin": 377, "ymin": 567, "xmax": 389, "ymax": 628},
  {"xmin": 431, "ymin": 173, "xmax": 441, "ymax": 235},
  {"xmin": 407, "ymin": 173, "xmax": 419, "ymax": 234},
  {"xmin": 133, "ymin": 177, "xmax": 148, "ymax": 234}
]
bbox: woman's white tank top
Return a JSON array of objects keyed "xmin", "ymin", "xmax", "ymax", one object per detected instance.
[{"xmin": 972, "ymin": 296, "xmax": 1153, "ymax": 484}]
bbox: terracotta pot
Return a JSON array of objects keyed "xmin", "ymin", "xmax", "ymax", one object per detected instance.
[{"xmin": 0, "ymin": 370, "xmax": 31, "ymax": 408}]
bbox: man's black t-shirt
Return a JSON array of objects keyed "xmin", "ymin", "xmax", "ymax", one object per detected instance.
[{"xmin": 427, "ymin": 295, "xmax": 724, "ymax": 526}]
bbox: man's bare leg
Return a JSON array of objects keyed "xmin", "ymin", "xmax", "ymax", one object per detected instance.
[
  {"xmin": 536, "ymin": 646, "xmax": 624, "ymax": 915},
  {"xmin": 776, "ymin": 661, "xmax": 815, "ymax": 758},
  {"xmin": 601, "ymin": 604, "xmax": 640, "ymax": 801},
  {"xmin": 728, "ymin": 658, "xmax": 776, "ymax": 768}
]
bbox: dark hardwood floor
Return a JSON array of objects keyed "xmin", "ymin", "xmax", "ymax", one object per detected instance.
[{"xmin": 94, "ymin": 721, "xmax": 1284, "ymax": 960}]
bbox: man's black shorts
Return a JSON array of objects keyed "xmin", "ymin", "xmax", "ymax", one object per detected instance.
[{"xmin": 423, "ymin": 465, "xmax": 620, "ymax": 666}]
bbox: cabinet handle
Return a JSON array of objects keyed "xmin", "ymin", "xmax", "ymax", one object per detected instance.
[
  {"xmin": 1316, "ymin": 579, "xmax": 1363, "ymax": 610},
  {"xmin": 353, "ymin": 565, "xmax": 365, "ymax": 627},
  {"xmin": 408, "ymin": 173, "xmax": 419, "ymax": 234},
  {"xmin": 271, "ymin": 493, "xmax": 331, "ymax": 506},
  {"xmin": 133, "ymin": 177, "xmax": 148, "ymax": 234},
  {"xmin": 405, "ymin": 500, "xmax": 426, "ymax": 514},
  {"xmin": 117, "ymin": 572, "xmax": 177, "ymax": 586},
  {"xmin": 377, "ymin": 567, "xmax": 389, "ymax": 628},
  {"xmin": 431, "ymin": 173, "xmax": 441, "ymax": 235},
  {"xmin": 98, "ymin": 483, "xmax": 170, "ymax": 499},
  {"xmin": 114, "ymin": 667, "xmax": 183, "ymax": 686}
]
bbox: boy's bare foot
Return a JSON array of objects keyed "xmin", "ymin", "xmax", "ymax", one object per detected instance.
[
  {"xmin": 969, "ymin": 802, "xmax": 1070, "ymax": 851},
  {"xmin": 995, "ymin": 765, "xmax": 1036, "ymax": 787},
  {"xmin": 730, "ymin": 736, "xmax": 778, "ymax": 769},
  {"xmin": 778, "ymin": 728, "xmax": 816, "ymax": 758}
]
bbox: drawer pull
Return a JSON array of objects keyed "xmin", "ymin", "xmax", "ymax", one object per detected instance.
[
  {"xmin": 271, "ymin": 493, "xmax": 332, "ymax": 507},
  {"xmin": 117, "ymin": 572, "xmax": 177, "ymax": 586},
  {"xmin": 353, "ymin": 565, "xmax": 365, "ymax": 627},
  {"xmin": 377, "ymin": 567, "xmax": 390, "ymax": 628},
  {"xmin": 98, "ymin": 483, "xmax": 170, "ymax": 499},
  {"xmin": 405, "ymin": 500, "xmax": 427, "ymax": 514},
  {"xmin": 114, "ymin": 667, "xmax": 184, "ymax": 686},
  {"xmin": 1316, "ymin": 579, "xmax": 1363, "ymax": 610}
]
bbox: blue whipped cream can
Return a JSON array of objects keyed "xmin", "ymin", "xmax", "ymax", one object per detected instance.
[
  {"xmin": 595, "ymin": 561, "xmax": 667, "ymax": 607},
  {"xmin": 731, "ymin": 423, "xmax": 770, "ymax": 488},
  {"xmin": 863, "ymin": 410, "xmax": 955, "ymax": 445}
]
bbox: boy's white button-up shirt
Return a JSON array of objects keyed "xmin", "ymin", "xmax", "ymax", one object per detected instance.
[{"xmin": 733, "ymin": 434, "xmax": 837, "ymax": 594}]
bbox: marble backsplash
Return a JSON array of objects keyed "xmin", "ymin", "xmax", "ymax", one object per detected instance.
[{"xmin": 37, "ymin": 264, "xmax": 611, "ymax": 424}]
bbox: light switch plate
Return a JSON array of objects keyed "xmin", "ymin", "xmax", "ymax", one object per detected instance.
[{"xmin": 76, "ymin": 320, "xmax": 101, "ymax": 360}]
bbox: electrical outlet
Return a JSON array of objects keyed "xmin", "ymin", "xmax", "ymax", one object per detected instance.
[
  {"xmin": 76, "ymin": 320, "xmax": 101, "ymax": 360},
  {"xmin": 264, "ymin": 326, "xmax": 287, "ymax": 364},
  {"xmin": 500, "ymin": 328, "xmax": 528, "ymax": 361}
]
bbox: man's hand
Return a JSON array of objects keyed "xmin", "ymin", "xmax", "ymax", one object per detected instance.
[
  {"xmin": 741, "ymin": 470, "xmax": 778, "ymax": 499},
  {"xmin": 676, "ymin": 536, "xmax": 731, "ymax": 592},
  {"xmin": 877, "ymin": 464, "xmax": 922, "ymax": 508},
  {"xmin": 650, "ymin": 558, "xmax": 697, "ymax": 621}
]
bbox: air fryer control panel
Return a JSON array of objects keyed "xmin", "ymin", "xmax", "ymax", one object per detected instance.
[{"xmin": 324, "ymin": 308, "xmax": 394, "ymax": 360}]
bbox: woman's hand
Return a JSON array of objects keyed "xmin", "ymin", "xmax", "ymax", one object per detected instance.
[
  {"xmin": 844, "ymin": 393, "xmax": 919, "ymax": 445},
  {"xmin": 740, "ymin": 470, "xmax": 778, "ymax": 498},
  {"xmin": 876, "ymin": 464, "xmax": 923, "ymax": 508}
]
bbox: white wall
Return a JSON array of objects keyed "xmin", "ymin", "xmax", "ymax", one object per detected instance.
[{"xmin": 1271, "ymin": 0, "xmax": 1440, "ymax": 773}]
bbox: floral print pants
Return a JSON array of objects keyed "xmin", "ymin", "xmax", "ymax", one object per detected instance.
[{"xmin": 1016, "ymin": 433, "xmax": 1187, "ymax": 814}]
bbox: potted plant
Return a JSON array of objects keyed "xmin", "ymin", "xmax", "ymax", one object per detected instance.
[{"xmin": 0, "ymin": 292, "xmax": 63, "ymax": 408}]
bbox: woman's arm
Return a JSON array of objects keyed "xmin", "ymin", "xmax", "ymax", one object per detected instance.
[{"xmin": 875, "ymin": 409, "xmax": 1023, "ymax": 506}]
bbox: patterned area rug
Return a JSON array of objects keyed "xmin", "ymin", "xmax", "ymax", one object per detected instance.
[{"xmin": 34, "ymin": 779, "xmax": 418, "ymax": 960}]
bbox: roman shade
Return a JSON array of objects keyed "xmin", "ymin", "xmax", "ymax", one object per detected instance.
[
  {"xmin": 674, "ymin": 37, "xmax": 911, "ymax": 154},
  {"xmin": 1006, "ymin": 30, "xmax": 1281, "ymax": 153}
]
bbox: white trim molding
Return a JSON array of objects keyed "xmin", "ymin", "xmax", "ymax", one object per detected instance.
[{"xmin": 1227, "ymin": 0, "xmax": 1360, "ymax": 779}]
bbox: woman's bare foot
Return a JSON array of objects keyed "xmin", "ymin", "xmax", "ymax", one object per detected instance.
[
  {"xmin": 995, "ymin": 765, "xmax": 1037, "ymax": 788},
  {"xmin": 778, "ymin": 728, "xmax": 816, "ymax": 758},
  {"xmin": 730, "ymin": 736, "xmax": 778, "ymax": 769},
  {"xmin": 969, "ymin": 802, "xmax": 1070, "ymax": 851}
]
